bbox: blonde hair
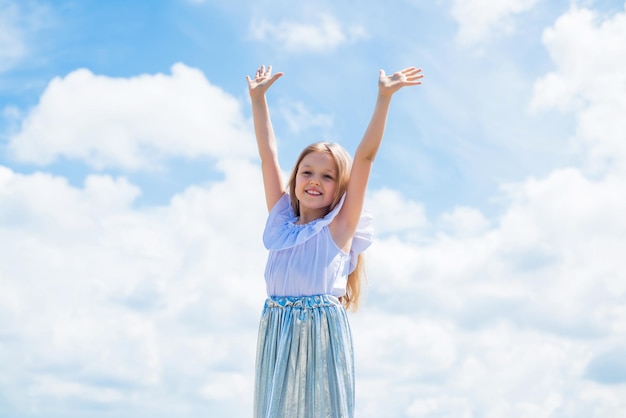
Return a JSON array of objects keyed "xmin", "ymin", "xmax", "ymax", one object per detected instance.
[{"xmin": 287, "ymin": 142, "xmax": 366, "ymax": 311}]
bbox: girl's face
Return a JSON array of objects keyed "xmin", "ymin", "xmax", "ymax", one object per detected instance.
[{"xmin": 294, "ymin": 151, "xmax": 338, "ymax": 218}]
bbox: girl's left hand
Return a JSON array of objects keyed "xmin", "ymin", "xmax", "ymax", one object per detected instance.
[
  {"xmin": 246, "ymin": 65, "xmax": 283, "ymax": 99},
  {"xmin": 378, "ymin": 67, "xmax": 423, "ymax": 96}
]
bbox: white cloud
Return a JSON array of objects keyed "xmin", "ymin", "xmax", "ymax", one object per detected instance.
[
  {"xmin": 7, "ymin": 63, "xmax": 255, "ymax": 170},
  {"xmin": 451, "ymin": 0, "xmax": 540, "ymax": 44},
  {"xmin": 0, "ymin": 161, "xmax": 267, "ymax": 415},
  {"xmin": 3, "ymin": 4, "xmax": 626, "ymax": 416},
  {"xmin": 249, "ymin": 13, "xmax": 367, "ymax": 53},
  {"xmin": 406, "ymin": 395, "xmax": 473, "ymax": 418},
  {"xmin": 277, "ymin": 98, "xmax": 333, "ymax": 134},
  {"xmin": 0, "ymin": 0, "xmax": 28, "ymax": 71},
  {"xmin": 531, "ymin": 6, "xmax": 626, "ymax": 111},
  {"xmin": 367, "ymin": 187, "xmax": 428, "ymax": 237},
  {"xmin": 200, "ymin": 371, "xmax": 250, "ymax": 401},
  {"xmin": 350, "ymin": 6, "xmax": 626, "ymax": 415},
  {"xmin": 530, "ymin": 5, "xmax": 626, "ymax": 169},
  {"xmin": 0, "ymin": 0, "xmax": 50, "ymax": 73},
  {"xmin": 439, "ymin": 205, "xmax": 490, "ymax": 237}
]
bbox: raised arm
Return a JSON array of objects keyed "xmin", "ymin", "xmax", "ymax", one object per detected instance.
[
  {"xmin": 331, "ymin": 67, "xmax": 423, "ymax": 250},
  {"xmin": 247, "ymin": 65, "xmax": 285, "ymax": 211}
]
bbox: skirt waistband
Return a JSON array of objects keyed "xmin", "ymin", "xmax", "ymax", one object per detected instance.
[{"xmin": 265, "ymin": 294, "xmax": 341, "ymax": 309}]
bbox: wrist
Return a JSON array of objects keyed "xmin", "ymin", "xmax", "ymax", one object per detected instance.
[
  {"xmin": 376, "ymin": 90, "xmax": 394, "ymax": 102},
  {"xmin": 250, "ymin": 93, "xmax": 268, "ymax": 104}
]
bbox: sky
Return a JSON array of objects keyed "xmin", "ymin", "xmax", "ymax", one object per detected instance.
[{"xmin": 1, "ymin": 0, "xmax": 625, "ymax": 417}]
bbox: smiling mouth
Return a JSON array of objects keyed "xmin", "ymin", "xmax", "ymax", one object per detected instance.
[{"xmin": 305, "ymin": 190, "xmax": 322, "ymax": 196}]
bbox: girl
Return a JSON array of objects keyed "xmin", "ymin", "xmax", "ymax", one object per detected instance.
[{"xmin": 247, "ymin": 65, "xmax": 423, "ymax": 418}]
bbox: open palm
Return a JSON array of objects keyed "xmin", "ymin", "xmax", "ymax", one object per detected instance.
[
  {"xmin": 378, "ymin": 67, "xmax": 423, "ymax": 96},
  {"xmin": 246, "ymin": 65, "xmax": 283, "ymax": 99}
]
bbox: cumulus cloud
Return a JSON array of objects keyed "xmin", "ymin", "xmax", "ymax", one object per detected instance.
[
  {"xmin": 346, "ymin": 5, "xmax": 626, "ymax": 416},
  {"xmin": 530, "ymin": 5, "xmax": 626, "ymax": 169},
  {"xmin": 585, "ymin": 347, "xmax": 626, "ymax": 385},
  {"xmin": 3, "ymin": 4, "xmax": 626, "ymax": 417},
  {"xmin": 249, "ymin": 13, "xmax": 367, "ymax": 53},
  {"xmin": 451, "ymin": 0, "xmax": 540, "ymax": 44},
  {"xmin": 0, "ymin": 160, "xmax": 268, "ymax": 415},
  {"xmin": 367, "ymin": 187, "xmax": 428, "ymax": 240},
  {"xmin": 7, "ymin": 63, "xmax": 254, "ymax": 170}
]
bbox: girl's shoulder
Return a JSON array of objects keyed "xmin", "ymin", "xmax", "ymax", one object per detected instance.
[
  {"xmin": 263, "ymin": 193, "xmax": 340, "ymax": 250},
  {"xmin": 263, "ymin": 193, "xmax": 374, "ymax": 257}
]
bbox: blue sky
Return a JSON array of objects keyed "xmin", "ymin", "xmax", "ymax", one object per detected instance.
[
  {"xmin": 1, "ymin": 0, "xmax": 626, "ymax": 417},
  {"xmin": 2, "ymin": 0, "xmax": 590, "ymax": 213}
]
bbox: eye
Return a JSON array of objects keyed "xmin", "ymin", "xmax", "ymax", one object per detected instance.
[
  {"xmin": 323, "ymin": 174, "xmax": 334, "ymax": 180},
  {"xmin": 300, "ymin": 170, "xmax": 311, "ymax": 176}
]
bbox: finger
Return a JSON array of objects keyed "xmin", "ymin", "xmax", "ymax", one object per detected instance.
[
  {"xmin": 404, "ymin": 69, "xmax": 424, "ymax": 81},
  {"xmin": 406, "ymin": 73, "xmax": 424, "ymax": 81},
  {"xmin": 402, "ymin": 67, "xmax": 421, "ymax": 76},
  {"xmin": 266, "ymin": 72, "xmax": 284, "ymax": 88}
]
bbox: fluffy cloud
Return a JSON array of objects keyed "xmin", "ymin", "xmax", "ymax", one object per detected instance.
[
  {"xmin": 346, "ymin": 5, "xmax": 626, "ymax": 416},
  {"xmin": 530, "ymin": 5, "xmax": 626, "ymax": 169},
  {"xmin": 351, "ymin": 174, "xmax": 626, "ymax": 417},
  {"xmin": 0, "ymin": 161, "xmax": 268, "ymax": 416},
  {"xmin": 249, "ymin": 13, "xmax": 367, "ymax": 53},
  {"xmin": 451, "ymin": 0, "xmax": 540, "ymax": 44},
  {"xmin": 7, "ymin": 63, "xmax": 254, "ymax": 170},
  {"xmin": 2, "ymin": 4, "xmax": 626, "ymax": 417},
  {"xmin": 368, "ymin": 188, "xmax": 429, "ymax": 238},
  {"xmin": 277, "ymin": 98, "xmax": 333, "ymax": 134}
]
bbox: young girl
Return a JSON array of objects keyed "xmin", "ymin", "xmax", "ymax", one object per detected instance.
[{"xmin": 247, "ymin": 64, "xmax": 423, "ymax": 418}]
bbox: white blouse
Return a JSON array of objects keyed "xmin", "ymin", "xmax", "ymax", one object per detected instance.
[{"xmin": 262, "ymin": 193, "xmax": 373, "ymax": 297}]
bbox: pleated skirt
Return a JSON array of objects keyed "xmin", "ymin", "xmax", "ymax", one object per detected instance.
[{"xmin": 254, "ymin": 294, "xmax": 354, "ymax": 418}]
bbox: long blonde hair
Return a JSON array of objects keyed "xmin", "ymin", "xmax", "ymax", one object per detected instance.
[{"xmin": 287, "ymin": 142, "xmax": 365, "ymax": 311}]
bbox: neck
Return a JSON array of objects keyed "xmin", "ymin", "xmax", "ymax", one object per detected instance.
[{"xmin": 296, "ymin": 206, "xmax": 329, "ymax": 225}]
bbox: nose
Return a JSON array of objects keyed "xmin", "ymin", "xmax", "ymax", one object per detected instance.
[{"xmin": 309, "ymin": 176, "xmax": 320, "ymax": 185}]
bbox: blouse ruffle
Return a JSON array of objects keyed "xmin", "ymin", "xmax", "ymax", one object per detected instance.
[{"xmin": 263, "ymin": 193, "xmax": 373, "ymax": 273}]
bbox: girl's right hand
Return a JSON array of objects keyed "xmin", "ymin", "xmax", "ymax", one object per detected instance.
[
  {"xmin": 246, "ymin": 65, "xmax": 284, "ymax": 99},
  {"xmin": 378, "ymin": 67, "xmax": 423, "ymax": 97}
]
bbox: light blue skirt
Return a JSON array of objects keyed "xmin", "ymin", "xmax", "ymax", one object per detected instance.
[{"xmin": 254, "ymin": 295, "xmax": 355, "ymax": 418}]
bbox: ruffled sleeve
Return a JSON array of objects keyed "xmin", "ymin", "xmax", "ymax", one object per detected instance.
[
  {"xmin": 263, "ymin": 193, "xmax": 374, "ymax": 270},
  {"xmin": 263, "ymin": 193, "xmax": 342, "ymax": 250},
  {"xmin": 349, "ymin": 208, "xmax": 373, "ymax": 273}
]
